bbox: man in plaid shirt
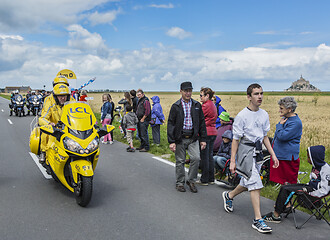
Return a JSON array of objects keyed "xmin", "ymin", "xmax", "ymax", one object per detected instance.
[{"xmin": 167, "ymin": 81, "xmax": 207, "ymax": 193}]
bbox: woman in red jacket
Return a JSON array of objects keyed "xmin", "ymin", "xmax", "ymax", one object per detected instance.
[{"xmin": 198, "ymin": 87, "xmax": 218, "ymax": 185}]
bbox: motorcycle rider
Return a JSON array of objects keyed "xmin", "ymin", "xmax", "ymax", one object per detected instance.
[
  {"xmin": 10, "ymin": 90, "xmax": 26, "ymax": 116},
  {"xmin": 42, "ymin": 75, "xmax": 71, "ymax": 108},
  {"xmin": 38, "ymin": 83, "xmax": 74, "ymax": 163},
  {"xmin": 9, "ymin": 90, "xmax": 17, "ymax": 114},
  {"xmin": 26, "ymin": 91, "xmax": 36, "ymax": 115}
]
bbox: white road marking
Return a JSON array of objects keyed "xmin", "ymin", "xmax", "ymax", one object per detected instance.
[
  {"xmin": 29, "ymin": 152, "xmax": 52, "ymax": 179},
  {"xmin": 152, "ymin": 156, "xmax": 201, "ymax": 175},
  {"xmin": 7, "ymin": 119, "xmax": 13, "ymax": 124},
  {"xmin": 152, "ymin": 156, "xmax": 175, "ymax": 167}
]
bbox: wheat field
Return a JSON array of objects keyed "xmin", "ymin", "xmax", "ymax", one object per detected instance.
[{"xmin": 86, "ymin": 92, "xmax": 329, "ymax": 149}]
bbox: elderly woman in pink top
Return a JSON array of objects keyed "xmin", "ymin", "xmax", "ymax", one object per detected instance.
[{"xmin": 198, "ymin": 87, "xmax": 218, "ymax": 185}]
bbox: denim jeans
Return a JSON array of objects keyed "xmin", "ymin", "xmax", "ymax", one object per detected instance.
[
  {"xmin": 200, "ymin": 135, "xmax": 216, "ymax": 183},
  {"xmin": 213, "ymin": 156, "xmax": 228, "ymax": 170},
  {"xmin": 137, "ymin": 121, "xmax": 150, "ymax": 150}
]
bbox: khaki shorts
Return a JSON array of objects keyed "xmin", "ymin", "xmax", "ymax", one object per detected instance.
[{"xmin": 126, "ymin": 130, "xmax": 135, "ymax": 144}]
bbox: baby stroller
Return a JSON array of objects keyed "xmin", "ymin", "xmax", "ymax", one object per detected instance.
[
  {"xmin": 259, "ymin": 137, "xmax": 273, "ymax": 185},
  {"xmin": 215, "ymin": 159, "xmax": 241, "ymax": 188}
]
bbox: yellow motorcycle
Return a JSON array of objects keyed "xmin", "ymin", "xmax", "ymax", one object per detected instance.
[{"xmin": 29, "ymin": 102, "xmax": 114, "ymax": 207}]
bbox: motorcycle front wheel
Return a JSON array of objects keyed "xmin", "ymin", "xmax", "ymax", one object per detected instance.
[{"xmin": 74, "ymin": 175, "xmax": 93, "ymax": 207}]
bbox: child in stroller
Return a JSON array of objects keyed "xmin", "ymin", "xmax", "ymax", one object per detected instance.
[
  {"xmin": 213, "ymin": 130, "xmax": 241, "ymax": 187},
  {"xmin": 214, "ymin": 134, "xmax": 272, "ymax": 188}
]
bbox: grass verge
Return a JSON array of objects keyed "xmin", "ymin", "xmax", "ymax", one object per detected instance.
[{"xmin": 0, "ymin": 94, "xmax": 11, "ymax": 100}]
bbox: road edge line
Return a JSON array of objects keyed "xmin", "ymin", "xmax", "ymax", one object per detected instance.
[
  {"xmin": 152, "ymin": 156, "xmax": 201, "ymax": 175},
  {"xmin": 29, "ymin": 152, "xmax": 52, "ymax": 179}
]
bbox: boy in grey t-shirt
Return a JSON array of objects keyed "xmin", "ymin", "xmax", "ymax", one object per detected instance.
[{"xmin": 222, "ymin": 83, "xmax": 279, "ymax": 234}]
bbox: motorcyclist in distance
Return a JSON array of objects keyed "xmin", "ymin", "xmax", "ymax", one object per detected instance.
[
  {"xmin": 26, "ymin": 91, "xmax": 35, "ymax": 114},
  {"xmin": 38, "ymin": 83, "xmax": 74, "ymax": 163}
]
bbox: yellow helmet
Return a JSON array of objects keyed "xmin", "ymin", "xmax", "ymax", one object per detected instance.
[
  {"xmin": 53, "ymin": 75, "xmax": 69, "ymax": 86},
  {"xmin": 29, "ymin": 127, "xmax": 41, "ymax": 155},
  {"xmin": 53, "ymin": 83, "xmax": 70, "ymax": 95}
]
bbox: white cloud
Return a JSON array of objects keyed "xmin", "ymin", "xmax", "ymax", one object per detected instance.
[
  {"xmin": 1, "ymin": 33, "xmax": 330, "ymax": 91},
  {"xmin": 166, "ymin": 27, "xmax": 192, "ymax": 40},
  {"xmin": 149, "ymin": 3, "xmax": 174, "ymax": 9},
  {"xmin": 86, "ymin": 9, "xmax": 122, "ymax": 26},
  {"xmin": 257, "ymin": 41, "xmax": 295, "ymax": 48},
  {"xmin": 67, "ymin": 24, "xmax": 108, "ymax": 53},
  {"xmin": 300, "ymin": 31, "xmax": 313, "ymax": 35},
  {"xmin": 161, "ymin": 72, "xmax": 173, "ymax": 81},
  {"xmin": 255, "ymin": 30, "xmax": 291, "ymax": 35},
  {"xmin": 141, "ymin": 74, "xmax": 156, "ymax": 83},
  {"xmin": 0, "ymin": 0, "xmax": 116, "ymax": 32},
  {"xmin": 255, "ymin": 31, "xmax": 277, "ymax": 35},
  {"xmin": 0, "ymin": 35, "xmax": 24, "ymax": 41}
]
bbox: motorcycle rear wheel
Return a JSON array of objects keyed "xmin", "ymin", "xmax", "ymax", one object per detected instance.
[{"xmin": 74, "ymin": 175, "xmax": 93, "ymax": 207}]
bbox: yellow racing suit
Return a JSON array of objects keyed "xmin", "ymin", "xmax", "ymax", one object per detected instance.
[{"xmin": 39, "ymin": 94, "xmax": 75, "ymax": 152}]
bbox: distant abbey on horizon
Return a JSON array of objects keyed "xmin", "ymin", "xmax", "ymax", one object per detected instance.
[{"xmin": 286, "ymin": 75, "xmax": 320, "ymax": 92}]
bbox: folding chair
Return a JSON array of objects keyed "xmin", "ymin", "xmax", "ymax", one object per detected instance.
[{"xmin": 285, "ymin": 190, "xmax": 330, "ymax": 229}]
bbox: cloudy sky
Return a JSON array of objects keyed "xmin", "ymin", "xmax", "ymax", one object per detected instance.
[{"xmin": 1, "ymin": 0, "xmax": 330, "ymax": 91}]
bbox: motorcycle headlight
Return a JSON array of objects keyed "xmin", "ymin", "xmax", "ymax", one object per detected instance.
[
  {"xmin": 86, "ymin": 137, "xmax": 99, "ymax": 153},
  {"xmin": 63, "ymin": 137, "xmax": 85, "ymax": 154}
]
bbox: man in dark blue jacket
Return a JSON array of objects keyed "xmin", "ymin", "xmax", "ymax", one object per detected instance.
[{"xmin": 167, "ymin": 81, "xmax": 207, "ymax": 193}]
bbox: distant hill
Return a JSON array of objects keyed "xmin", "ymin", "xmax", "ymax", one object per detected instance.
[{"xmin": 286, "ymin": 75, "xmax": 320, "ymax": 92}]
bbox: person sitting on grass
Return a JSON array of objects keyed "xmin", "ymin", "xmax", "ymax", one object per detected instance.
[
  {"xmin": 122, "ymin": 105, "xmax": 138, "ymax": 152},
  {"xmin": 262, "ymin": 145, "xmax": 330, "ymax": 223},
  {"xmin": 213, "ymin": 130, "xmax": 232, "ymax": 176}
]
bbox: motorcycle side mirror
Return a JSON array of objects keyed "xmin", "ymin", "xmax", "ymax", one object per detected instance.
[
  {"xmin": 40, "ymin": 125, "xmax": 64, "ymax": 140},
  {"xmin": 97, "ymin": 125, "xmax": 115, "ymax": 137},
  {"xmin": 40, "ymin": 125, "xmax": 55, "ymax": 135}
]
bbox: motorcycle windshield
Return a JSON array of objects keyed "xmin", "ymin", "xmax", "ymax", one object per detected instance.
[
  {"xmin": 61, "ymin": 102, "xmax": 96, "ymax": 131},
  {"xmin": 31, "ymin": 96, "xmax": 38, "ymax": 102},
  {"xmin": 15, "ymin": 95, "xmax": 23, "ymax": 102}
]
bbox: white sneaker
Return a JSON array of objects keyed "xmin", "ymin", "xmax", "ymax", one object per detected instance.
[{"xmin": 109, "ymin": 141, "xmax": 114, "ymax": 144}]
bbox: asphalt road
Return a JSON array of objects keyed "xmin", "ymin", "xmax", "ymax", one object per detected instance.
[{"xmin": 0, "ymin": 96, "xmax": 329, "ymax": 240}]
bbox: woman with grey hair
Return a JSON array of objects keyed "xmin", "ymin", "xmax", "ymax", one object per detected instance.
[{"xmin": 270, "ymin": 96, "xmax": 303, "ymax": 185}]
